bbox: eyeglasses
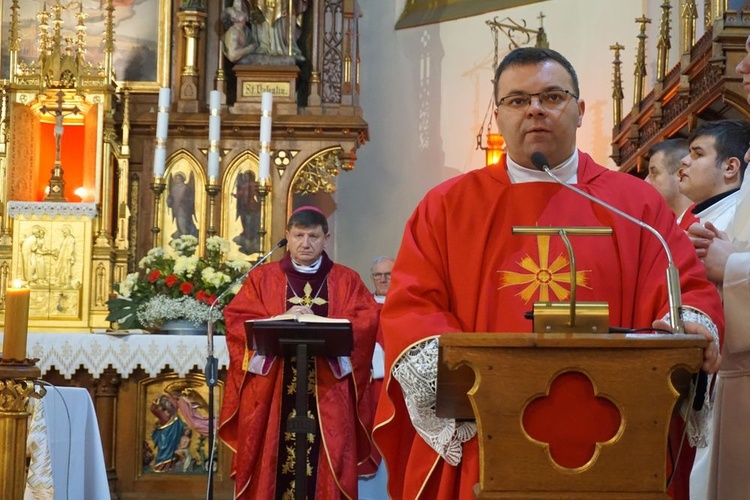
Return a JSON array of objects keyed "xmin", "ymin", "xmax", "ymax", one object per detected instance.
[
  {"xmin": 497, "ymin": 89, "xmax": 578, "ymax": 110},
  {"xmin": 371, "ymin": 272, "xmax": 391, "ymax": 280}
]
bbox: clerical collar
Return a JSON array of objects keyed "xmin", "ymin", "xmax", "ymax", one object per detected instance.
[
  {"xmin": 506, "ymin": 150, "xmax": 578, "ymax": 184},
  {"xmin": 291, "ymin": 255, "xmax": 323, "ymax": 273},
  {"xmin": 692, "ymin": 188, "xmax": 740, "ymax": 214},
  {"xmin": 374, "ymin": 294, "xmax": 386, "ymax": 304}
]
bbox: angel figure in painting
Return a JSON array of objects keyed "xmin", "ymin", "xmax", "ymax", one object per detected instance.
[
  {"xmin": 167, "ymin": 171, "xmax": 199, "ymax": 240},
  {"xmin": 232, "ymin": 170, "xmax": 261, "ymax": 256}
]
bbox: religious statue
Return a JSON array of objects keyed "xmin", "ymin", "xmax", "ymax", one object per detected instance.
[
  {"xmin": 54, "ymin": 225, "xmax": 76, "ymax": 288},
  {"xmin": 20, "ymin": 225, "xmax": 55, "ymax": 286},
  {"xmin": 222, "ymin": 0, "xmax": 307, "ymax": 65},
  {"xmin": 167, "ymin": 171, "xmax": 199, "ymax": 240},
  {"xmin": 221, "ymin": 2, "xmax": 258, "ymax": 63},
  {"xmin": 232, "ymin": 170, "xmax": 261, "ymax": 256}
]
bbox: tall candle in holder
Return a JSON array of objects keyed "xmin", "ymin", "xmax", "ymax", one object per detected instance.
[
  {"xmin": 207, "ymin": 90, "xmax": 222, "ymax": 180},
  {"xmin": 259, "ymin": 91, "xmax": 273, "ymax": 182},
  {"xmin": 153, "ymin": 87, "xmax": 171, "ymax": 178},
  {"xmin": 3, "ymin": 280, "xmax": 30, "ymax": 361}
]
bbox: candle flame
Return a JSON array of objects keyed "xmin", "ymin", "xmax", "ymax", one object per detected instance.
[{"xmin": 12, "ymin": 279, "xmax": 24, "ymax": 288}]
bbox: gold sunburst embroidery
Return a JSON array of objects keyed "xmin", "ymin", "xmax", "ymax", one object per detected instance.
[{"xmin": 498, "ymin": 235, "xmax": 591, "ymax": 303}]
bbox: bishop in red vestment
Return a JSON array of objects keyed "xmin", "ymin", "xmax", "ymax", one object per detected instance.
[
  {"xmin": 374, "ymin": 48, "xmax": 723, "ymax": 500},
  {"xmin": 218, "ymin": 208, "xmax": 379, "ymax": 499}
]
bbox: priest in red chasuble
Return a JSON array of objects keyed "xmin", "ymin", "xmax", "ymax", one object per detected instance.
[
  {"xmin": 373, "ymin": 47, "xmax": 724, "ymax": 500},
  {"xmin": 219, "ymin": 207, "xmax": 380, "ymax": 499}
]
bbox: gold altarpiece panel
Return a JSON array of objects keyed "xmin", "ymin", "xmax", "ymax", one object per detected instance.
[
  {"xmin": 6, "ymin": 203, "xmax": 95, "ymax": 329},
  {"xmin": 221, "ymin": 152, "xmax": 270, "ymax": 263},
  {"xmin": 160, "ymin": 152, "xmax": 207, "ymax": 255}
]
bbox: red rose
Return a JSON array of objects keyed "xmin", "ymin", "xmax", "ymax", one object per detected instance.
[
  {"xmin": 148, "ymin": 270, "xmax": 162, "ymax": 282},
  {"xmin": 208, "ymin": 294, "xmax": 217, "ymax": 304},
  {"xmin": 195, "ymin": 290, "xmax": 208, "ymax": 303},
  {"xmin": 164, "ymin": 275, "xmax": 179, "ymax": 288},
  {"xmin": 180, "ymin": 282, "xmax": 194, "ymax": 295}
]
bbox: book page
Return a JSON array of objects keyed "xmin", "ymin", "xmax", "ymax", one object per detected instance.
[{"xmin": 253, "ymin": 313, "xmax": 351, "ymax": 324}]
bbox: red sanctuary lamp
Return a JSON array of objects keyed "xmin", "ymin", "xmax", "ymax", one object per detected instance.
[{"xmin": 485, "ymin": 133, "xmax": 505, "ymax": 166}]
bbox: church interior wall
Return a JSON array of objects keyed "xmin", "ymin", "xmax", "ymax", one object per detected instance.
[{"xmin": 337, "ymin": 0, "xmax": 679, "ymax": 280}]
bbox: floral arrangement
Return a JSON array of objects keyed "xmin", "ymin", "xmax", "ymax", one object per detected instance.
[{"xmin": 106, "ymin": 235, "xmax": 252, "ymax": 331}]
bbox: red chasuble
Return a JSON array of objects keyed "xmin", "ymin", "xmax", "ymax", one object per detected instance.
[
  {"xmin": 218, "ymin": 253, "xmax": 379, "ymax": 499},
  {"xmin": 373, "ymin": 152, "xmax": 724, "ymax": 499}
]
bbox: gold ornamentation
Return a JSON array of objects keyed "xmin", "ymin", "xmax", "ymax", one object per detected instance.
[
  {"xmin": 291, "ymin": 149, "xmax": 342, "ymax": 195},
  {"xmin": 0, "ymin": 379, "xmax": 45, "ymax": 412},
  {"xmin": 497, "ymin": 235, "xmax": 591, "ymax": 304},
  {"xmin": 287, "ymin": 281, "xmax": 328, "ymax": 309}
]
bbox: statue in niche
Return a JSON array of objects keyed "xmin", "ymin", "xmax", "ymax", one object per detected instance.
[
  {"xmin": 179, "ymin": 0, "xmax": 206, "ymax": 12},
  {"xmin": 232, "ymin": 170, "xmax": 261, "ymax": 256},
  {"xmin": 222, "ymin": 0, "xmax": 307, "ymax": 65},
  {"xmin": 54, "ymin": 225, "xmax": 77, "ymax": 288},
  {"xmin": 167, "ymin": 171, "xmax": 199, "ymax": 240},
  {"xmin": 20, "ymin": 225, "xmax": 55, "ymax": 287},
  {"xmin": 222, "ymin": 2, "xmax": 258, "ymax": 63}
]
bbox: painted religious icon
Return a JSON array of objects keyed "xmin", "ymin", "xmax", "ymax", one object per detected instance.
[
  {"xmin": 232, "ymin": 169, "xmax": 261, "ymax": 256},
  {"xmin": 167, "ymin": 171, "xmax": 199, "ymax": 240}
]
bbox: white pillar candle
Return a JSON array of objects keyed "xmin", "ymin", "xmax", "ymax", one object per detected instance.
[
  {"xmin": 153, "ymin": 87, "xmax": 171, "ymax": 178},
  {"xmin": 258, "ymin": 92, "xmax": 273, "ymax": 182},
  {"xmin": 208, "ymin": 90, "xmax": 222, "ymax": 179}
]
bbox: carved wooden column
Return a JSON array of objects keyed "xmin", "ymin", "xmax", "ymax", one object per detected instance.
[
  {"xmin": 176, "ymin": 9, "xmax": 207, "ymax": 113},
  {"xmin": 94, "ymin": 366, "xmax": 121, "ymax": 490},
  {"xmin": 0, "ymin": 363, "xmax": 44, "ymax": 499}
]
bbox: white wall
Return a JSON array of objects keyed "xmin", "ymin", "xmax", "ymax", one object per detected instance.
[{"xmin": 333, "ymin": 0, "xmax": 678, "ymax": 282}]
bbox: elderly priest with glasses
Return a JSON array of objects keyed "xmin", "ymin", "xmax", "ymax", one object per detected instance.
[{"xmin": 373, "ymin": 47, "xmax": 724, "ymax": 500}]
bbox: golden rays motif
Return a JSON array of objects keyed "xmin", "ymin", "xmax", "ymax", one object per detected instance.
[{"xmin": 498, "ymin": 235, "xmax": 591, "ymax": 303}]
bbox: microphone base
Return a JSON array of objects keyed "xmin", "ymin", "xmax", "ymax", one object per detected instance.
[{"xmin": 532, "ymin": 301, "xmax": 610, "ymax": 334}]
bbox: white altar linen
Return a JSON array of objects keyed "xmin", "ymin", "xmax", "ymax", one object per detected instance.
[
  {"xmin": 25, "ymin": 386, "xmax": 110, "ymax": 500},
  {"xmin": 0, "ymin": 333, "xmax": 229, "ymax": 379}
]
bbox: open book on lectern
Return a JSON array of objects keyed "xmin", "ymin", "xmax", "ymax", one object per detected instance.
[{"xmin": 245, "ymin": 314, "xmax": 353, "ymax": 357}]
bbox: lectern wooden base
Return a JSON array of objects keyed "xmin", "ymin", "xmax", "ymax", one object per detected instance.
[{"xmin": 439, "ymin": 332, "xmax": 706, "ymax": 499}]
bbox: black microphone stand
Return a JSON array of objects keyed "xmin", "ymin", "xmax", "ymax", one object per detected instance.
[{"xmin": 204, "ymin": 238, "xmax": 287, "ymax": 500}]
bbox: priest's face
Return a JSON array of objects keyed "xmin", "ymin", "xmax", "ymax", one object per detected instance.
[
  {"xmin": 285, "ymin": 224, "xmax": 329, "ymax": 266},
  {"xmin": 494, "ymin": 61, "xmax": 585, "ymax": 169}
]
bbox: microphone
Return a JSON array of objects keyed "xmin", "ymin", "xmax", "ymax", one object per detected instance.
[
  {"xmin": 203, "ymin": 237, "xmax": 286, "ymax": 500},
  {"xmin": 530, "ymin": 151, "xmax": 685, "ymax": 334},
  {"xmin": 206, "ymin": 237, "xmax": 288, "ymax": 379}
]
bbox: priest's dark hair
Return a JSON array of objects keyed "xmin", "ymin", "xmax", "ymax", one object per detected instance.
[
  {"xmin": 493, "ymin": 47, "xmax": 580, "ymax": 106},
  {"xmin": 687, "ymin": 119, "xmax": 750, "ymax": 180},
  {"xmin": 287, "ymin": 206, "xmax": 329, "ymax": 234}
]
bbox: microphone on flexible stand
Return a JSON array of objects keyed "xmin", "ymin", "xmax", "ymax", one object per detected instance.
[
  {"xmin": 204, "ymin": 237, "xmax": 287, "ymax": 500},
  {"xmin": 530, "ymin": 151, "xmax": 685, "ymax": 334},
  {"xmin": 529, "ymin": 152, "xmax": 710, "ymax": 417}
]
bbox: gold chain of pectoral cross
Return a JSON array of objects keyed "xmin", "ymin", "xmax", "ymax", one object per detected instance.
[{"xmin": 287, "ymin": 278, "xmax": 328, "ymax": 308}]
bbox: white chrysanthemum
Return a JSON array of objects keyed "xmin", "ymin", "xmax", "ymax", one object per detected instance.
[
  {"xmin": 206, "ymin": 236, "xmax": 230, "ymax": 254},
  {"xmin": 170, "ymin": 235, "xmax": 199, "ymax": 257},
  {"xmin": 173, "ymin": 255, "xmax": 199, "ymax": 277},
  {"xmin": 202, "ymin": 267, "xmax": 231, "ymax": 288},
  {"xmin": 139, "ymin": 247, "xmax": 168, "ymax": 269},
  {"xmin": 224, "ymin": 259, "xmax": 251, "ymax": 273},
  {"xmin": 118, "ymin": 272, "xmax": 139, "ymax": 298}
]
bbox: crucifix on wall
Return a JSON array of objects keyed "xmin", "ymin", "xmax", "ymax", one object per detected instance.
[{"xmin": 40, "ymin": 91, "xmax": 80, "ymax": 202}]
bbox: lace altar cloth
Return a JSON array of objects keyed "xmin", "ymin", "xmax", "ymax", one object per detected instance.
[
  {"xmin": 7, "ymin": 202, "xmax": 99, "ymax": 219},
  {"xmin": 0, "ymin": 332, "xmax": 229, "ymax": 379}
]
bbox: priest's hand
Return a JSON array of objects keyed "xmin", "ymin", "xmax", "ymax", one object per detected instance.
[
  {"xmin": 652, "ymin": 319, "xmax": 721, "ymax": 374},
  {"xmin": 697, "ymin": 222, "xmax": 732, "ymax": 285},
  {"xmin": 286, "ymin": 305, "xmax": 313, "ymax": 315},
  {"xmin": 687, "ymin": 221, "xmax": 716, "ymax": 259}
]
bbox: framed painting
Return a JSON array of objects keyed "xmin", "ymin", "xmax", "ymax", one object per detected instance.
[{"xmin": 0, "ymin": 0, "xmax": 171, "ymax": 91}]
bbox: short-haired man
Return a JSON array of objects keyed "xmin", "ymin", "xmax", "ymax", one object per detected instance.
[
  {"xmin": 374, "ymin": 47, "xmax": 723, "ymax": 499},
  {"xmin": 685, "ymin": 34, "xmax": 750, "ymax": 500},
  {"xmin": 219, "ymin": 207, "xmax": 379, "ymax": 499},
  {"xmin": 679, "ymin": 120, "xmax": 750, "ymax": 230},
  {"xmin": 370, "ymin": 256, "xmax": 394, "ymax": 303},
  {"xmin": 647, "ymin": 138, "xmax": 696, "ymax": 229}
]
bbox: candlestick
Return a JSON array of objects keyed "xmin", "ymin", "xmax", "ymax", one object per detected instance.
[
  {"xmin": 208, "ymin": 90, "xmax": 222, "ymax": 179},
  {"xmin": 153, "ymin": 87, "xmax": 171, "ymax": 178},
  {"xmin": 258, "ymin": 91, "xmax": 273, "ymax": 182},
  {"xmin": 3, "ymin": 281, "xmax": 30, "ymax": 361}
]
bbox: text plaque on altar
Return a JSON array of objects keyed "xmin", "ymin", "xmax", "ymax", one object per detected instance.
[{"xmin": 242, "ymin": 82, "xmax": 291, "ymax": 98}]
